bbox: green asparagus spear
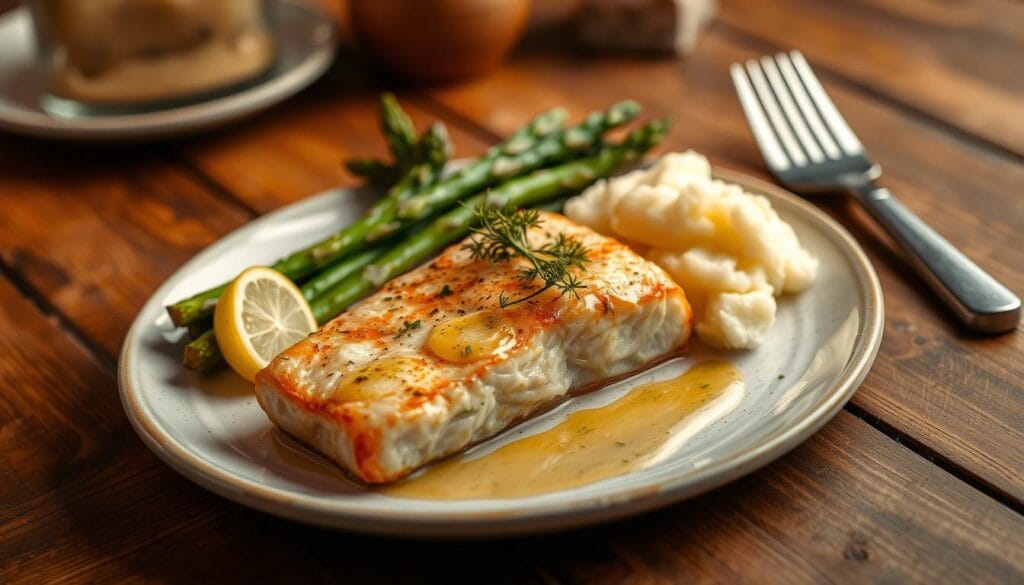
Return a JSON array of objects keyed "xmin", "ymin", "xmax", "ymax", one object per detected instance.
[
  {"xmin": 169, "ymin": 284, "xmax": 226, "ymax": 328},
  {"xmin": 380, "ymin": 93, "xmax": 418, "ymax": 171},
  {"xmin": 309, "ymin": 119, "xmax": 670, "ymax": 322},
  {"xmin": 179, "ymin": 124, "xmax": 453, "ymax": 367},
  {"xmin": 347, "ymin": 95, "xmax": 443, "ymax": 188},
  {"xmin": 364, "ymin": 121, "xmax": 450, "ymax": 226},
  {"xmin": 179, "ymin": 123, "xmax": 453, "ymax": 367},
  {"xmin": 186, "ymin": 316, "xmax": 213, "ymax": 339},
  {"xmin": 181, "ymin": 119, "xmax": 666, "ymax": 372},
  {"xmin": 396, "ymin": 100, "xmax": 641, "ymax": 220},
  {"xmin": 302, "ymin": 248, "xmax": 387, "ymax": 304},
  {"xmin": 306, "ymin": 107, "xmax": 565, "ymax": 258},
  {"xmin": 344, "ymin": 158, "xmax": 398, "ymax": 188},
  {"xmin": 181, "ymin": 246, "xmax": 387, "ymax": 370},
  {"xmin": 183, "ymin": 329, "xmax": 221, "ymax": 371},
  {"xmin": 410, "ymin": 122, "xmax": 451, "ymax": 190},
  {"xmin": 169, "ymin": 109, "xmax": 557, "ymax": 329},
  {"xmin": 177, "ymin": 107, "xmax": 570, "ymax": 369},
  {"xmin": 167, "ymin": 121, "xmax": 451, "ymax": 329}
]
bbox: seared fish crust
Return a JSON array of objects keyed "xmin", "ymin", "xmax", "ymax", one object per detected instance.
[{"xmin": 256, "ymin": 213, "xmax": 692, "ymax": 483}]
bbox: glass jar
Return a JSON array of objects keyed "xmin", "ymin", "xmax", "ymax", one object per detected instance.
[{"xmin": 27, "ymin": 0, "xmax": 276, "ymax": 108}]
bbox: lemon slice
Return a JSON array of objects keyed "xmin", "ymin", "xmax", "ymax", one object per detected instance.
[{"xmin": 214, "ymin": 267, "xmax": 317, "ymax": 382}]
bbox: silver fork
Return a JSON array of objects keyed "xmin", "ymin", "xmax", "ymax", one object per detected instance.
[{"xmin": 730, "ymin": 51, "xmax": 1020, "ymax": 333}]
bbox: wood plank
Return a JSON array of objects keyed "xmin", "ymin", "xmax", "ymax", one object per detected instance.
[
  {"xmin": 177, "ymin": 68, "xmax": 495, "ymax": 213},
  {"xmin": 0, "ymin": 278, "xmax": 545, "ymax": 584},
  {"xmin": 0, "ymin": 277, "xmax": 308, "ymax": 582},
  {"xmin": 0, "ymin": 139, "xmax": 251, "ymax": 358},
  {"xmin": 421, "ymin": 30, "xmax": 1024, "ymax": 502},
  {"xmin": 716, "ymin": 0, "xmax": 1024, "ymax": 156},
  {"xmin": 523, "ymin": 413, "xmax": 1024, "ymax": 583}
]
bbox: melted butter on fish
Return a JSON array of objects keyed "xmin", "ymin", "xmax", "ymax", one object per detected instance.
[
  {"xmin": 428, "ymin": 310, "xmax": 517, "ymax": 363},
  {"xmin": 332, "ymin": 356, "xmax": 429, "ymax": 402},
  {"xmin": 382, "ymin": 361, "xmax": 742, "ymax": 499}
]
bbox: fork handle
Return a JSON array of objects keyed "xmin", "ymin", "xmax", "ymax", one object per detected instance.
[{"xmin": 853, "ymin": 186, "xmax": 1020, "ymax": 333}]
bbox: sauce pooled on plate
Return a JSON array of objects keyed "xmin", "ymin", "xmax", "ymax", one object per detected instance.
[{"xmin": 383, "ymin": 361, "xmax": 744, "ymax": 500}]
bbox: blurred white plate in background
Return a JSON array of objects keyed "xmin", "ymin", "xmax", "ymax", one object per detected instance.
[{"xmin": 0, "ymin": 0, "xmax": 336, "ymax": 142}]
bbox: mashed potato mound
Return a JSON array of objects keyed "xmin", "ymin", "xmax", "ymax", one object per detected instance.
[{"xmin": 565, "ymin": 151, "xmax": 817, "ymax": 349}]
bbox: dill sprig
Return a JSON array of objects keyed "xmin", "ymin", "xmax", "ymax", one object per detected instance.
[
  {"xmin": 465, "ymin": 204, "xmax": 590, "ymax": 308},
  {"xmin": 394, "ymin": 319, "xmax": 421, "ymax": 339}
]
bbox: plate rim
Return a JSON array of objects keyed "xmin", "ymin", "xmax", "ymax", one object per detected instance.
[
  {"xmin": 0, "ymin": 0, "xmax": 336, "ymax": 141},
  {"xmin": 118, "ymin": 167, "xmax": 884, "ymax": 537}
]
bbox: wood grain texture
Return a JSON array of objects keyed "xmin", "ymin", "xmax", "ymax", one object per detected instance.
[
  {"xmin": 1, "ymin": 1, "xmax": 1023, "ymax": 581},
  {"xmin": 717, "ymin": 0, "xmax": 1024, "ymax": 156},
  {"xmin": 177, "ymin": 66, "xmax": 494, "ymax": 213},
  {"xmin": 523, "ymin": 413, "xmax": 1024, "ymax": 584},
  {"xmin": 421, "ymin": 28, "xmax": 1024, "ymax": 503},
  {"xmin": 0, "ymin": 278, "xmax": 546, "ymax": 584},
  {"xmin": 0, "ymin": 139, "xmax": 251, "ymax": 358},
  {"xmin": 1, "ymin": 276, "xmax": 1021, "ymax": 582}
]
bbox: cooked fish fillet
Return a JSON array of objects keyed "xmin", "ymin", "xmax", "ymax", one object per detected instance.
[{"xmin": 255, "ymin": 212, "xmax": 693, "ymax": 483}]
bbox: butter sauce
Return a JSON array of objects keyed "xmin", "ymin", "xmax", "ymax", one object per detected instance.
[
  {"xmin": 427, "ymin": 310, "xmax": 517, "ymax": 363},
  {"xmin": 333, "ymin": 356, "xmax": 426, "ymax": 402},
  {"xmin": 382, "ymin": 361, "xmax": 744, "ymax": 500}
]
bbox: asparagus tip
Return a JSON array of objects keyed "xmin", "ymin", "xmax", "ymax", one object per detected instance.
[
  {"xmin": 182, "ymin": 330, "xmax": 222, "ymax": 371},
  {"xmin": 608, "ymin": 100, "xmax": 642, "ymax": 124},
  {"xmin": 532, "ymin": 107, "xmax": 568, "ymax": 136},
  {"xmin": 166, "ymin": 306, "xmax": 186, "ymax": 328}
]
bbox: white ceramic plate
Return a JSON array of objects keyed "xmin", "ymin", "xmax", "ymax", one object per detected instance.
[
  {"xmin": 0, "ymin": 0, "xmax": 335, "ymax": 141},
  {"xmin": 118, "ymin": 169, "xmax": 883, "ymax": 537}
]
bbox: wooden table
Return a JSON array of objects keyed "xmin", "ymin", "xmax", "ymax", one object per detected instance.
[{"xmin": 2, "ymin": 1, "xmax": 1023, "ymax": 582}]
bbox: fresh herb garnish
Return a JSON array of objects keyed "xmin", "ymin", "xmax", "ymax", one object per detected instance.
[
  {"xmin": 439, "ymin": 284, "xmax": 453, "ymax": 297},
  {"xmin": 394, "ymin": 319, "xmax": 421, "ymax": 339},
  {"xmin": 461, "ymin": 345, "xmax": 473, "ymax": 357},
  {"xmin": 465, "ymin": 204, "xmax": 589, "ymax": 308}
]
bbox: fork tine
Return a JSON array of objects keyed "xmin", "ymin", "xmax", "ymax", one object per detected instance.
[
  {"xmin": 788, "ymin": 51, "xmax": 864, "ymax": 156},
  {"xmin": 774, "ymin": 52, "xmax": 841, "ymax": 160},
  {"xmin": 760, "ymin": 56, "xmax": 825, "ymax": 163},
  {"xmin": 744, "ymin": 59, "xmax": 808, "ymax": 167},
  {"xmin": 730, "ymin": 63, "xmax": 791, "ymax": 171}
]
